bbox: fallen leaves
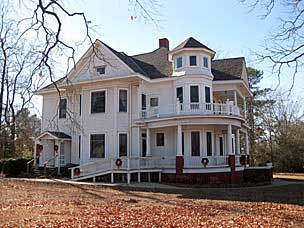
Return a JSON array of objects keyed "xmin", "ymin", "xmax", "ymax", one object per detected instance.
[{"xmin": 0, "ymin": 179, "xmax": 303, "ymax": 227}]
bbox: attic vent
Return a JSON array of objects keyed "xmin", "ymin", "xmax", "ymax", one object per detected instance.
[{"xmin": 96, "ymin": 67, "xmax": 105, "ymax": 75}]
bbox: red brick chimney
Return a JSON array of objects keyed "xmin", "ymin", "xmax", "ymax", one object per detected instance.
[{"xmin": 159, "ymin": 38, "xmax": 169, "ymax": 49}]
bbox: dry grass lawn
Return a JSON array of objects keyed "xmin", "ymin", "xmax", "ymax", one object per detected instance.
[{"xmin": 0, "ymin": 178, "xmax": 303, "ymax": 227}]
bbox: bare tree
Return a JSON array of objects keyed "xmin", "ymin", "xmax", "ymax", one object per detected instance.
[{"xmin": 240, "ymin": 0, "xmax": 304, "ymax": 89}]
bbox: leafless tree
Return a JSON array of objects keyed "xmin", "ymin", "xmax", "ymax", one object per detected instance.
[{"xmin": 240, "ymin": 0, "xmax": 304, "ymax": 90}]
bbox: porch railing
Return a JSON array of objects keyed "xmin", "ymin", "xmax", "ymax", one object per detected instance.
[
  {"xmin": 183, "ymin": 156, "xmax": 229, "ymax": 168},
  {"xmin": 70, "ymin": 156, "xmax": 176, "ymax": 180},
  {"xmin": 141, "ymin": 101, "xmax": 241, "ymax": 119}
]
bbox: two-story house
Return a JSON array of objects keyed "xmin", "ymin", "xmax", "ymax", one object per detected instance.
[{"xmin": 34, "ymin": 37, "xmax": 253, "ymax": 184}]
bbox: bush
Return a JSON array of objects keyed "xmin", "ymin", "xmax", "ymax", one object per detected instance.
[{"xmin": 0, "ymin": 158, "xmax": 32, "ymax": 177}]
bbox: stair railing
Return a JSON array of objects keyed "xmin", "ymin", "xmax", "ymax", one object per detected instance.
[
  {"xmin": 26, "ymin": 158, "xmax": 35, "ymax": 174},
  {"xmin": 43, "ymin": 155, "xmax": 58, "ymax": 176}
]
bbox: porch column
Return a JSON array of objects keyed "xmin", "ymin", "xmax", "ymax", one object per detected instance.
[
  {"xmin": 137, "ymin": 84, "xmax": 142, "ymax": 118},
  {"xmin": 176, "ymin": 125, "xmax": 184, "ymax": 175},
  {"xmin": 234, "ymin": 90, "xmax": 238, "ymax": 106},
  {"xmin": 55, "ymin": 140, "xmax": 61, "ymax": 175},
  {"xmin": 243, "ymin": 98, "xmax": 247, "ymax": 119},
  {"xmin": 235, "ymin": 129, "xmax": 240, "ymax": 155},
  {"xmin": 245, "ymin": 132, "xmax": 249, "ymax": 155},
  {"xmin": 146, "ymin": 128, "xmax": 151, "ymax": 156},
  {"xmin": 177, "ymin": 125, "xmax": 183, "ymax": 156},
  {"xmin": 33, "ymin": 141, "xmax": 37, "ymax": 166},
  {"xmin": 227, "ymin": 124, "xmax": 232, "ymax": 155}
]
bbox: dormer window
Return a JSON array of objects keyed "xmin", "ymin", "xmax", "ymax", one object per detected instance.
[
  {"xmin": 96, "ymin": 66, "xmax": 105, "ymax": 75},
  {"xmin": 189, "ymin": 56, "xmax": 197, "ymax": 66},
  {"xmin": 203, "ymin": 56, "xmax": 209, "ymax": 68},
  {"xmin": 176, "ymin": 57, "xmax": 183, "ymax": 68}
]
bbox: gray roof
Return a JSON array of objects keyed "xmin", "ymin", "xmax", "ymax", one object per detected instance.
[
  {"xmin": 212, "ymin": 57, "xmax": 245, "ymax": 81},
  {"xmin": 172, "ymin": 37, "xmax": 215, "ymax": 53},
  {"xmin": 47, "ymin": 131, "xmax": 71, "ymax": 139},
  {"xmin": 39, "ymin": 39, "xmax": 245, "ymax": 90}
]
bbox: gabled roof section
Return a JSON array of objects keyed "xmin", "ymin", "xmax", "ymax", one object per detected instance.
[
  {"xmin": 36, "ymin": 131, "xmax": 71, "ymax": 140},
  {"xmin": 172, "ymin": 37, "xmax": 215, "ymax": 53},
  {"xmin": 212, "ymin": 57, "xmax": 245, "ymax": 81}
]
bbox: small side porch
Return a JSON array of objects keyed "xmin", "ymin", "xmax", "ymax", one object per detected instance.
[{"xmin": 33, "ymin": 131, "xmax": 72, "ymax": 172}]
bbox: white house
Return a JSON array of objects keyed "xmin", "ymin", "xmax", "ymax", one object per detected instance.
[{"xmin": 34, "ymin": 37, "xmax": 255, "ymax": 184}]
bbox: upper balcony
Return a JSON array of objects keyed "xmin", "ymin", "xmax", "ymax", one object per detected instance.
[{"xmin": 140, "ymin": 100, "xmax": 244, "ymax": 120}]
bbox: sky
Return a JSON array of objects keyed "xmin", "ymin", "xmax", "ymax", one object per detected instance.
[{"xmin": 31, "ymin": 0, "xmax": 304, "ymax": 115}]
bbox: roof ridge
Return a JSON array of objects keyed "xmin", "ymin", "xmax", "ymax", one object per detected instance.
[
  {"xmin": 132, "ymin": 47, "xmax": 163, "ymax": 57},
  {"xmin": 213, "ymin": 57, "xmax": 245, "ymax": 61}
]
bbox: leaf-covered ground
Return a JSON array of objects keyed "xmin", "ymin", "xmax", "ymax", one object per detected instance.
[{"xmin": 0, "ymin": 179, "xmax": 303, "ymax": 227}]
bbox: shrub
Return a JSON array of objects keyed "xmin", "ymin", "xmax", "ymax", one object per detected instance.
[{"xmin": 0, "ymin": 158, "xmax": 32, "ymax": 177}]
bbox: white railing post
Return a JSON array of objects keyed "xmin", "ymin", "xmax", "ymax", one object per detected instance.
[
  {"xmin": 226, "ymin": 99, "xmax": 230, "ymax": 115},
  {"xmin": 71, "ymin": 168, "xmax": 74, "ymax": 179}
]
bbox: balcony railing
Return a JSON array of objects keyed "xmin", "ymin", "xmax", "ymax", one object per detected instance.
[{"xmin": 141, "ymin": 101, "xmax": 241, "ymax": 119}]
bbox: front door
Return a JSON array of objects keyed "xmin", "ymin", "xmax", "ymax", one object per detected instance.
[{"xmin": 59, "ymin": 142, "xmax": 65, "ymax": 166}]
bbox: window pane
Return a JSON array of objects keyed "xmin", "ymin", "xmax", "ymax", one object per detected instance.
[
  {"xmin": 141, "ymin": 94, "xmax": 146, "ymax": 110},
  {"xmin": 205, "ymin": 87, "xmax": 211, "ymax": 103},
  {"xmin": 203, "ymin": 57, "xmax": 208, "ymax": 68},
  {"xmin": 150, "ymin": 97, "xmax": 158, "ymax": 107},
  {"xmin": 119, "ymin": 134, "xmax": 128, "ymax": 157},
  {"xmin": 119, "ymin": 90, "xmax": 128, "ymax": 112},
  {"xmin": 90, "ymin": 134, "xmax": 105, "ymax": 158},
  {"xmin": 219, "ymin": 137, "xmax": 224, "ymax": 156},
  {"xmin": 91, "ymin": 91, "xmax": 105, "ymax": 113},
  {"xmin": 96, "ymin": 67, "xmax": 105, "ymax": 74},
  {"xmin": 206, "ymin": 132, "xmax": 212, "ymax": 156},
  {"xmin": 182, "ymin": 132, "xmax": 185, "ymax": 155},
  {"xmin": 176, "ymin": 57, "xmax": 183, "ymax": 68},
  {"xmin": 191, "ymin": 132, "xmax": 200, "ymax": 156},
  {"xmin": 189, "ymin": 56, "xmax": 197, "ymax": 66},
  {"xmin": 176, "ymin": 87, "xmax": 183, "ymax": 103},
  {"xmin": 156, "ymin": 133, "xmax": 164, "ymax": 146},
  {"xmin": 190, "ymin": 86, "xmax": 199, "ymax": 103},
  {"xmin": 79, "ymin": 95, "xmax": 82, "ymax": 116},
  {"xmin": 59, "ymin": 98, "xmax": 67, "ymax": 119}
]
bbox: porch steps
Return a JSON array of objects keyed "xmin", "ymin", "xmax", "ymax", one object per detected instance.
[{"xmin": 30, "ymin": 167, "xmax": 58, "ymax": 177}]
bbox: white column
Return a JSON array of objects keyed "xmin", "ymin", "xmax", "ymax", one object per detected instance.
[
  {"xmin": 33, "ymin": 141, "xmax": 37, "ymax": 166},
  {"xmin": 177, "ymin": 125, "xmax": 183, "ymax": 156},
  {"xmin": 236, "ymin": 129, "xmax": 240, "ymax": 155},
  {"xmin": 234, "ymin": 90, "xmax": 238, "ymax": 106},
  {"xmin": 146, "ymin": 128, "xmax": 151, "ymax": 156},
  {"xmin": 243, "ymin": 98, "xmax": 247, "ymax": 119},
  {"xmin": 176, "ymin": 98, "xmax": 180, "ymax": 115},
  {"xmin": 137, "ymin": 84, "xmax": 142, "ymax": 118},
  {"xmin": 245, "ymin": 132, "xmax": 249, "ymax": 155},
  {"xmin": 227, "ymin": 124, "xmax": 232, "ymax": 155},
  {"xmin": 114, "ymin": 87, "xmax": 118, "ymax": 157}
]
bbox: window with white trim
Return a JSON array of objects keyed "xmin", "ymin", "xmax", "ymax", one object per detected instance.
[
  {"xmin": 119, "ymin": 133, "xmax": 128, "ymax": 157},
  {"xmin": 91, "ymin": 91, "xmax": 105, "ymax": 113},
  {"xmin": 90, "ymin": 134, "xmax": 105, "ymax": 158},
  {"xmin": 176, "ymin": 57, "xmax": 183, "ymax": 68},
  {"xmin": 203, "ymin": 56, "xmax": 209, "ymax": 68},
  {"xmin": 189, "ymin": 56, "xmax": 197, "ymax": 66},
  {"xmin": 119, "ymin": 89, "xmax": 128, "ymax": 112}
]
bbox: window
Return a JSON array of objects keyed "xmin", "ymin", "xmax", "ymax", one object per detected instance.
[
  {"xmin": 96, "ymin": 67, "xmax": 105, "ymax": 75},
  {"xmin": 203, "ymin": 56, "xmax": 209, "ymax": 68},
  {"xmin": 191, "ymin": 132, "xmax": 200, "ymax": 156},
  {"xmin": 219, "ymin": 136, "xmax": 224, "ymax": 156},
  {"xmin": 189, "ymin": 56, "xmax": 197, "ymax": 66},
  {"xmin": 79, "ymin": 95, "xmax": 82, "ymax": 116},
  {"xmin": 119, "ymin": 89, "xmax": 128, "ymax": 112},
  {"xmin": 59, "ymin": 98, "xmax": 67, "ymax": 119},
  {"xmin": 90, "ymin": 134, "xmax": 105, "ymax": 158},
  {"xmin": 78, "ymin": 135, "xmax": 81, "ymax": 159},
  {"xmin": 150, "ymin": 97, "xmax": 159, "ymax": 107},
  {"xmin": 142, "ymin": 94, "xmax": 146, "ymax": 110},
  {"xmin": 119, "ymin": 133, "xmax": 128, "ymax": 157},
  {"xmin": 176, "ymin": 87, "xmax": 183, "ymax": 103},
  {"xmin": 176, "ymin": 57, "xmax": 183, "ymax": 68},
  {"xmin": 205, "ymin": 86, "xmax": 211, "ymax": 103},
  {"xmin": 190, "ymin": 86, "xmax": 199, "ymax": 103},
  {"xmin": 91, "ymin": 91, "xmax": 105, "ymax": 113},
  {"xmin": 206, "ymin": 132, "xmax": 212, "ymax": 156},
  {"xmin": 156, "ymin": 133, "xmax": 164, "ymax": 146}
]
